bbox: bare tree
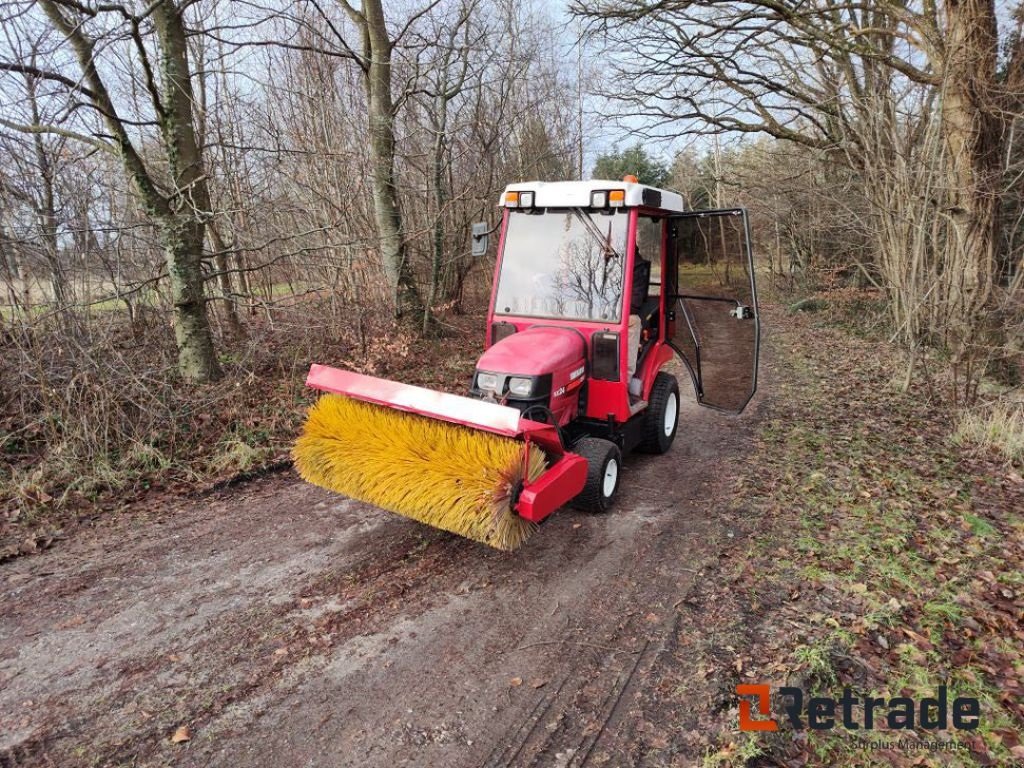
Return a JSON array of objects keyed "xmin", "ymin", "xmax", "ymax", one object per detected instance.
[
  {"xmin": 575, "ymin": 0, "xmax": 1020, "ymax": 400},
  {"xmin": 319, "ymin": 0, "xmax": 431, "ymax": 323},
  {"xmin": 411, "ymin": 0, "xmax": 481, "ymax": 335},
  {"xmin": 1, "ymin": 0, "xmax": 221, "ymax": 381}
]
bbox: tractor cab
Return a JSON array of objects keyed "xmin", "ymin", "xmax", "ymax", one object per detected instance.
[{"xmin": 474, "ymin": 178, "xmax": 759, "ymax": 434}]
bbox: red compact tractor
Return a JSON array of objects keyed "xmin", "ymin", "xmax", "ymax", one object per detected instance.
[{"xmin": 294, "ymin": 176, "xmax": 760, "ymax": 549}]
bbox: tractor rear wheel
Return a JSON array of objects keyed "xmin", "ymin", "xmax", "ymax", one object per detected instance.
[
  {"xmin": 638, "ymin": 372, "xmax": 679, "ymax": 454},
  {"xmin": 572, "ymin": 437, "xmax": 622, "ymax": 513}
]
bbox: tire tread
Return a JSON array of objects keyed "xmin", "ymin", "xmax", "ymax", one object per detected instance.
[
  {"xmin": 638, "ymin": 372, "xmax": 679, "ymax": 454},
  {"xmin": 571, "ymin": 437, "xmax": 621, "ymax": 513}
]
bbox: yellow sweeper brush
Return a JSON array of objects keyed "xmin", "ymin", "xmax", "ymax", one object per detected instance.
[
  {"xmin": 294, "ymin": 395, "xmax": 545, "ymax": 549},
  {"xmin": 292, "ymin": 366, "xmax": 588, "ymax": 551}
]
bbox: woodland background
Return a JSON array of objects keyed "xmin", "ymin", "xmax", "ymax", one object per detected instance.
[{"xmin": 0, "ymin": 0, "xmax": 1021, "ymax": 522}]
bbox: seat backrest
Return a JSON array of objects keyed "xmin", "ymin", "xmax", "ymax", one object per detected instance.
[{"xmin": 630, "ymin": 258, "xmax": 651, "ymax": 314}]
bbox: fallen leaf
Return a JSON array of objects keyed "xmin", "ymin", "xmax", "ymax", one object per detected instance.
[
  {"xmin": 170, "ymin": 725, "xmax": 191, "ymax": 744},
  {"xmin": 529, "ymin": 679, "xmax": 547, "ymax": 689},
  {"xmin": 509, "ymin": 677, "xmax": 522, "ymax": 687}
]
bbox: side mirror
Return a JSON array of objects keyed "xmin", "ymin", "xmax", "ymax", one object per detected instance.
[{"xmin": 471, "ymin": 222, "xmax": 489, "ymax": 257}]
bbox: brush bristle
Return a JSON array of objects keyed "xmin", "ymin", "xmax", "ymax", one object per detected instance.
[{"xmin": 292, "ymin": 394, "xmax": 547, "ymax": 550}]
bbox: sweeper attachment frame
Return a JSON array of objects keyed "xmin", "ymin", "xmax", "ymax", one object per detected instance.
[
  {"xmin": 294, "ymin": 177, "xmax": 760, "ymax": 550},
  {"xmin": 293, "ymin": 366, "xmax": 586, "ymax": 550}
]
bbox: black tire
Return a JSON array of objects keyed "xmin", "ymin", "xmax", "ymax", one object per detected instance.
[
  {"xmin": 572, "ymin": 437, "xmax": 622, "ymax": 513},
  {"xmin": 638, "ymin": 372, "xmax": 680, "ymax": 454}
]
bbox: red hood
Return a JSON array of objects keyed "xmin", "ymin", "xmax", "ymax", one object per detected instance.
[{"xmin": 477, "ymin": 326, "xmax": 584, "ymax": 376}]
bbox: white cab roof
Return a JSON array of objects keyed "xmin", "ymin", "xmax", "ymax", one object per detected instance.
[{"xmin": 501, "ymin": 179, "xmax": 685, "ymax": 213}]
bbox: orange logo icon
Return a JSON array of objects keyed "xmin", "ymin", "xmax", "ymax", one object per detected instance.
[{"xmin": 737, "ymin": 684, "xmax": 779, "ymax": 731}]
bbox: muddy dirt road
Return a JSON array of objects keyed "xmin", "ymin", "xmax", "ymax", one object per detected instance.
[{"xmin": 0, "ymin": 358, "xmax": 765, "ymax": 768}]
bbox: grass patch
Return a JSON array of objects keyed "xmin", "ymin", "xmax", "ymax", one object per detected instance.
[
  {"xmin": 953, "ymin": 401, "xmax": 1024, "ymax": 466},
  {"xmin": 793, "ymin": 638, "xmax": 840, "ymax": 689},
  {"xmin": 962, "ymin": 512, "xmax": 997, "ymax": 538},
  {"xmin": 703, "ymin": 733, "xmax": 766, "ymax": 767},
  {"xmin": 701, "ymin": 306, "xmax": 1024, "ymax": 767},
  {"xmin": 209, "ymin": 438, "xmax": 267, "ymax": 475}
]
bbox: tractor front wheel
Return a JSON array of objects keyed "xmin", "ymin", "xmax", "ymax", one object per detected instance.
[
  {"xmin": 572, "ymin": 437, "xmax": 622, "ymax": 513},
  {"xmin": 638, "ymin": 372, "xmax": 679, "ymax": 454}
]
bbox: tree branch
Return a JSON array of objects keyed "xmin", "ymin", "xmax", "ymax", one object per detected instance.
[
  {"xmin": 0, "ymin": 117, "xmax": 115, "ymax": 153},
  {"xmin": 0, "ymin": 61, "xmax": 100, "ymax": 101}
]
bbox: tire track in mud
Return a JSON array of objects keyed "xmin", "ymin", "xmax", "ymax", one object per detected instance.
[
  {"xmin": 480, "ymin": 527, "xmax": 725, "ymax": 768},
  {"xmin": 1, "ymin": 484, "xmax": 492, "ymax": 766}
]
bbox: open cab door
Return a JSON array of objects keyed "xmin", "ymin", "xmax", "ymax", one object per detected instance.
[{"xmin": 666, "ymin": 209, "xmax": 759, "ymax": 414}]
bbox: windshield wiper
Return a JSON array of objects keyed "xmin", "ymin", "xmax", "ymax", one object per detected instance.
[{"xmin": 570, "ymin": 208, "xmax": 619, "ymax": 260}]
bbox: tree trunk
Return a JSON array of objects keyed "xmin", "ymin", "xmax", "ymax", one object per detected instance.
[
  {"xmin": 362, "ymin": 0, "xmax": 424, "ymax": 323},
  {"xmin": 152, "ymin": 0, "xmax": 221, "ymax": 381},
  {"xmin": 27, "ymin": 79, "xmax": 70, "ymax": 314},
  {"xmin": 0, "ymin": 219, "xmax": 26, "ymax": 315},
  {"xmin": 939, "ymin": 0, "xmax": 1001, "ymax": 335},
  {"xmin": 424, "ymin": 95, "xmax": 449, "ymax": 336},
  {"xmin": 163, "ymin": 217, "xmax": 220, "ymax": 380},
  {"xmin": 208, "ymin": 223, "xmax": 243, "ymax": 337}
]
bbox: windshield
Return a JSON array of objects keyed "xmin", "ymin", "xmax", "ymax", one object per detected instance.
[{"xmin": 494, "ymin": 209, "xmax": 629, "ymax": 322}]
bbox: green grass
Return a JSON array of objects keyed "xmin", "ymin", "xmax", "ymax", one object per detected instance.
[
  {"xmin": 1, "ymin": 287, "xmax": 162, "ymax": 318},
  {"xmin": 962, "ymin": 513, "xmax": 997, "ymax": 538},
  {"xmin": 793, "ymin": 639, "xmax": 839, "ymax": 689},
  {"xmin": 703, "ymin": 733, "xmax": 766, "ymax": 768},
  {"xmin": 772, "ymin": 478, "xmax": 1017, "ymax": 765}
]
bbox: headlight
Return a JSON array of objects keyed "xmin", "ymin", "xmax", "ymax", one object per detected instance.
[
  {"xmin": 508, "ymin": 377, "xmax": 534, "ymax": 397},
  {"xmin": 477, "ymin": 372, "xmax": 499, "ymax": 391}
]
